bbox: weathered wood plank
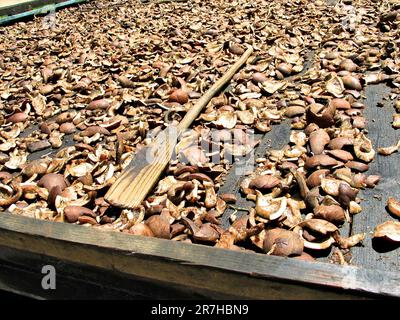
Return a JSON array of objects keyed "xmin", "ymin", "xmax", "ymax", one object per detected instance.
[
  {"xmin": 218, "ymin": 122, "xmax": 290, "ymax": 230},
  {"xmin": 351, "ymin": 84, "xmax": 400, "ymax": 271},
  {"xmin": 0, "ymin": 0, "xmax": 34, "ymax": 11},
  {"xmin": 218, "ymin": 48, "xmax": 350, "ymax": 261},
  {"xmin": 105, "ymin": 47, "xmax": 254, "ymax": 209},
  {"xmin": 0, "ymin": 245, "xmax": 242, "ymax": 299},
  {"xmin": 0, "ymin": 0, "xmax": 74, "ymax": 16},
  {"xmin": 0, "ymin": 0, "xmax": 89, "ymax": 25},
  {"xmin": 0, "ymin": 213, "xmax": 398, "ymax": 298}
]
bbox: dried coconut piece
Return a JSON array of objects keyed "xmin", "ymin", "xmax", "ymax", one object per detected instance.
[
  {"xmin": 373, "ymin": 221, "xmax": 400, "ymax": 242},
  {"xmin": 354, "ymin": 133, "xmax": 375, "ymax": 163},
  {"xmin": 213, "ymin": 111, "xmax": 237, "ymax": 129},
  {"xmin": 378, "ymin": 139, "xmax": 400, "ymax": 156},
  {"xmin": 67, "ymin": 163, "xmax": 94, "ymax": 177},
  {"xmin": 325, "ymin": 74, "xmax": 345, "ymax": 97},
  {"xmin": 5, "ymin": 150, "xmax": 27, "ymax": 170},
  {"xmin": 255, "ymin": 191, "xmax": 287, "ymax": 220},
  {"xmin": 30, "ymin": 94, "xmax": 47, "ymax": 115},
  {"xmin": 387, "ymin": 197, "xmax": 400, "ymax": 218},
  {"xmin": 263, "ymin": 228, "xmax": 303, "ymax": 257}
]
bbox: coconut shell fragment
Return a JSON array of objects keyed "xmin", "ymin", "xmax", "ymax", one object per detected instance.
[
  {"xmin": 306, "ymin": 169, "xmax": 330, "ymax": 188},
  {"xmin": 387, "ymin": 197, "xmax": 400, "ymax": 218},
  {"xmin": 255, "ymin": 191, "xmax": 287, "ymax": 220},
  {"xmin": 219, "ymin": 193, "xmax": 237, "ymax": 204},
  {"xmin": 263, "ymin": 228, "xmax": 303, "ymax": 257},
  {"xmin": 309, "ymin": 129, "xmax": 330, "ymax": 155},
  {"xmin": 252, "ymin": 72, "xmax": 267, "ymax": 84},
  {"xmin": 192, "ymin": 223, "xmax": 220, "ymax": 242},
  {"xmin": 22, "ymin": 159, "xmax": 49, "ymax": 177},
  {"xmin": 38, "ymin": 173, "xmax": 67, "ymax": 192},
  {"xmin": 60, "ymin": 123, "xmax": 76, "ymax": 134},
  {"xmin": 146, "ymin": 214, "xmax": 170, "ymax": 239},
  {"xmin": 169, "ymin": 89, "xmax": 189, "ymax": 104},
  {"xmin": 294, "ymin": 252, "xmax": 315, "ymax": 262},
  {"xmin": 181, "ymin": 217, "xmax": 220, "ymax": 242},
  {"xmin": 299, "ymin": 219, "xmax": 338, "ymax": 235},
  {"xmin": 327, "ymin": 150, "xmax": 353, "ymax": 162},
  {"xmin": 0, "ymin": 182, "xmax": 22, "ymax": 207},
  {"xmin": 393, "ymin": 114, "xmax": 400, "ymax": 129},
  {"xmin": 88, "ymin": 99, "xmax": 110, "ymax": 110},
  {"xmin": 330, "ymin": 98, "xmax": 351, "ymax": 110},
  {"xmin": 78, "ymin": 215, "xmax": 98, "ymax": 225},
  {"xmin": 6, "ymin": 112, "xmax": 27, "ymax": 123},
  {"xmin": 345, "ymin": 161, "xmax": 369, "ymax": 172},
  {"xmin": 276, "ymin": 63, "xmax": 293, "ymax": 76},
  {"xmin": 181, "ymin": 146, "xmax": 208, "ymax": 166},
  {"xmin": 27, "ymin": 140, "xmax": 51, "ymax": 153},
  {"xmin": 338, "ymin": 183, "xmax": 358, "ymax": 207},
  {"xmin": 339, "ymin": 59, "xmax": 358, "ymax": 72},
  {"xmin": 334, "ymin": 232, "xmax": 366, "ymax": 249},
  {"xmin": 373, "ymin": 221, "xmax": 400, "ymax": 242},
  {"xmin": 354, "ymin": 133, "xmax": 375, "ymax": 163},
  {"xmin": 328, "ymin": 137, "xmax": 354, "ymax": 150},
  {"xmin": 304, "ymin": 187, "xmax": 322, "ymax": 210},
  {"xmin": 314, "ymin": 205, "xmax": 345, "ymax": 225},
  {"xmin": 55, "ymin": 112, "xmax": 74, "ymax": 124},
  {"xmin": 305, "ymin": 155, "xmax": 339, "ymax": 169},
  {"xmin": 0, "ymin": 0, "xmax": 394, "ymax": 262},
  {"xmin": 365, "ymin": 175, "xmax": 380, "ymax": 188},
  {"xmin": 249, "ymin": 175, "xmax": 281, "ymax": 190},
  {"xmin": 342, "ymin": 75, "xmax": 362, "ymax": 90},
  {"xmin": 81, "ymin": 126, "xmax": 111, "ymax": 137},
  {"xmin": 302, "ymin": 237, "xmax": 335, "ymax": 250},
  {"xmin": 378, "ymin": 145, "xmax": 399, "ymax": 156},
  {"xmin": 285, "ymin": 106, "xmax": 305, "ymax": 118},
  {"xmin": 306, "ymin": 103, "xmax": 336, "ymax": 128}
]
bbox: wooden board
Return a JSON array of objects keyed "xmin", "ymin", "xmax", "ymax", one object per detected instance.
[
  {"xmin": 351, "ymin": 84, "xmax": 400, "ymax": 270},
  {"xmin": 0, "ymin": 0, "xmax": 88, "ymax": 25},
  {"xmin": 0, "ymin": 0, "xmax": 398, "ymax": 297},
  {"xmin": 0, "ymin": 0, "xmax": 74, "ymax": 15},
  {"xmin": 0, "ymin": 212, "xmax": 399, "ymax": 299},
  {"xmin": 218, "ymin": 123, "xmax": 291, "ymax": 230},
  {"xmin": 0, "ymin": 245, "xmax": 242, "ymax": 299}
]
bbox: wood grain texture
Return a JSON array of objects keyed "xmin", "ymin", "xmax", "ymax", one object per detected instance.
[
  {"xmin": 105, "ymin": 46, "xmax": 254, "ymax": 208},
  {"xmin": 351, "ymin": 84, "xmax": 400, "ymax": 271},
  {"xmin": 105, "ymin": 126, "xmax": 178, "ymax": 208},
  {"xmin": 217, "ymin": 48, "xmax": 316, "ymax": 230},
  {"xmin": 218, "ymin": 122, "xmax": 291, "ymax": 230},
  {"xmin": 0, "ymin": 245, "xmax": 241, "ymax": 299},
  {"xmin": 217, "ymin": 48, "xmax": 350, "ymax": 261},
  {"xmin": 0, "ymin": 0, "xmax": 84, "ymax": 16},
  {"xmin": 0, "ymin": 213, "xmax": 399, "ymax": 298}
]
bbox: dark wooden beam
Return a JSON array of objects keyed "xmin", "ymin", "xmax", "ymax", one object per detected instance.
[
  {"xmin": 0, "ymin": 213, "xmax": 398, "ymax": 299},
  {"xmin": 0, "ymin": 0, "xmax": 72, "ymax": 16}
]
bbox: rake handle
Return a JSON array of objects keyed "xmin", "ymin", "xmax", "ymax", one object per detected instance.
[
  {"xmin": 177, "ymin": 45, "xmax": 254, "ymax": 134},
  {"xmin": 105, "ymin": 46, "xmax": 254, "ymax": 208}
]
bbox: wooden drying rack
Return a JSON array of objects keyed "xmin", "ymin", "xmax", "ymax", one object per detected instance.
[{"xmin": 0, "ymin": 0, "xmax": 400, "ymax": 300}]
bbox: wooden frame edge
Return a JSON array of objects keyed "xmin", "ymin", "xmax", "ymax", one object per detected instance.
[{"xmin": 0, "ymin": 213, "xmax": 398, "ymax": 299}]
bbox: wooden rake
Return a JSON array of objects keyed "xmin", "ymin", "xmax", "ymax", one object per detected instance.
[{"xmin": 105, "ymin": 46, "xmax": 254, "ymax": 208}]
